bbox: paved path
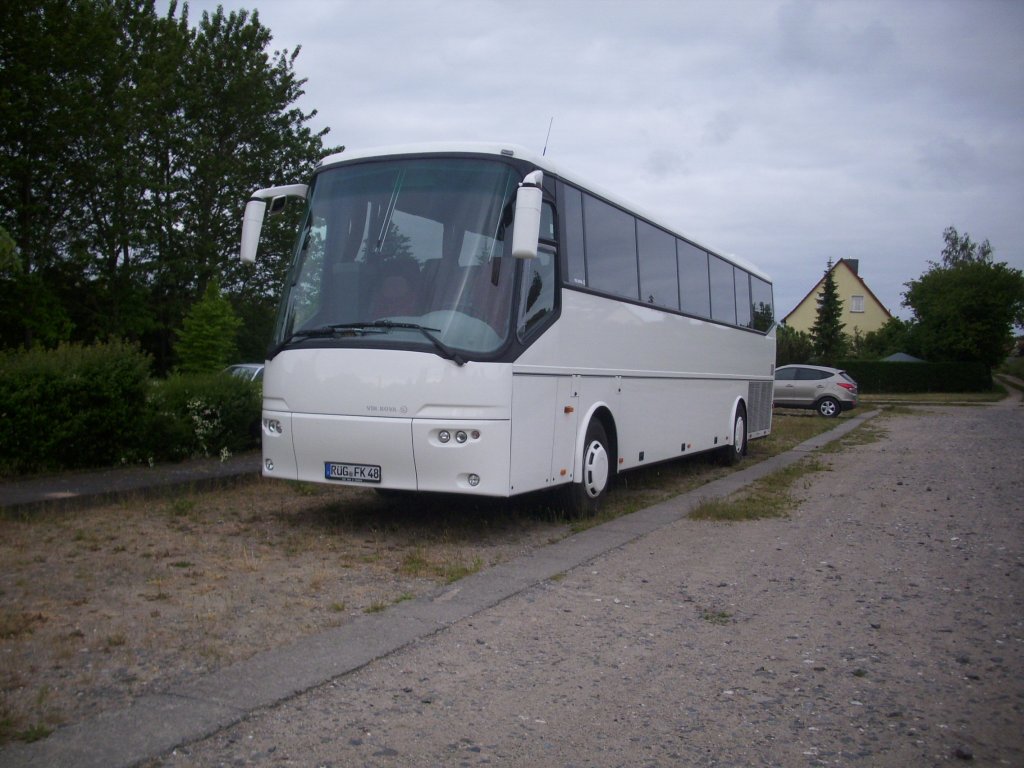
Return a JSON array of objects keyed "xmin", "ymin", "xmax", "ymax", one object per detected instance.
[
  {"xmin": 2, "ymin": 384, "xmax": 1021, "ymax": 767},
  {"xmin": 0, "ymin": 452, "xmax": 260, "ymax": 513}
]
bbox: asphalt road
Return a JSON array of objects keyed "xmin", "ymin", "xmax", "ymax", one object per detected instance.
[{"xmin": 145, "ymin": 397, "xmax": 1023, "ymax": 767}]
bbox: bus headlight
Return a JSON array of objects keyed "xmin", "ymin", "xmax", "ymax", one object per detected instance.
[
  {"xmin": 467, "ymin": 474, "xmax": 480, "ymax": 487},
  {"xmin": 455, "ymin": 430, "xmax": 468, "ymax": 444},
  {"xmin": 438, "ymin": 430, "xmax": 451, "ymax": 443}
]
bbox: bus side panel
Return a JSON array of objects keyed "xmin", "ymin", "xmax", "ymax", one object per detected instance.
[
  {"xmin": 509, "ymin": 374, "xmax": 580, "ymax": 494},
  {"xmin": 509, "ymin": 376, "xmax": 559, "ymax": 495},
  {"xmin": 572, "ymin": 376, "xmax": 621, "ymax": 470},
  {"xmin": 551, "ymin": 376, "xmax": 580, "ymax": 485},
  {"xmin": 612, "ymin": 377, "xmax": 748, "ymax": 471}
]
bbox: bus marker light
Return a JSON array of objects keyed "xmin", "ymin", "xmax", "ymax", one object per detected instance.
[
  {"xmin": 471, "ymin": 430, "xmax": 480, "ymax": 440},
  {"xmin": 564, "ymin": 406, "xmax": 574, "ymax": 414}
]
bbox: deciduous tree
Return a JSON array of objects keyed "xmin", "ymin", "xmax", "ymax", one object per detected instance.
[
  {"xmin": 903, "ymin": 227, "xmax": 1024, "ymax": 368},
  {"xmin": 0, "ymin": 1, "xmax": 337, "ymax": 367}
]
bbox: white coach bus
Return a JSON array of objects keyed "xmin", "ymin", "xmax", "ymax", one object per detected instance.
[{"xmin": 240, "ymin": 142, "xmax": 775, "ymax": 512}]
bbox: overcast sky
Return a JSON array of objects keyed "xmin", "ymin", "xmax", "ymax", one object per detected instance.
[{"xmin": 187, "ymin": 0, "xmax": 1024, "ymax": 321}]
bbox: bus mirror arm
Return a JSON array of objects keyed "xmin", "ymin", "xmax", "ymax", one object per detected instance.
[
  {"xmin": 239, "ymin": 183, "xmax": 309, "ymax": 263},
  {"xmin": 511, "ymin": 170, "xmax": 543, "ymax": 259}
]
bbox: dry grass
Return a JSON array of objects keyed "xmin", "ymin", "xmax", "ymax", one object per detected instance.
[{"xmin": 0, "ymin": 482, "xmax": 568, "ymax": 743}]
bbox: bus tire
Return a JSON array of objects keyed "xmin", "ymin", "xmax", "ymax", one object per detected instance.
[
  {"xmin": 720, "ymin": 404, "xmax": 747, "ymax": 466},
  {"xmin": 564, "ymin": 419, "xmax": 612, "ymax": 516}
]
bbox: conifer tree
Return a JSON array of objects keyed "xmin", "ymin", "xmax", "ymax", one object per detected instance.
[{"xmin": 810, "ymin": 260, "xmax": 846, "ymax": 365}]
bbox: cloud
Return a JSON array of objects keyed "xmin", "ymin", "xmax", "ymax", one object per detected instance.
[{"xmin": 185, "ymin": 0, "xmax": 1024, "ymax": 320}]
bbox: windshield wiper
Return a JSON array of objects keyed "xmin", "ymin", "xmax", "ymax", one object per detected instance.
[
  {"xmin": 269, "ymin": 323, "xmax": 381, "ymax": 357},
  {"xmin": 371, "ymin": 320, "xmax": 466, "ymax": 366},
  {"xmin": 272, "ymin": 320, "xmax": 466, "ymax": 366}
]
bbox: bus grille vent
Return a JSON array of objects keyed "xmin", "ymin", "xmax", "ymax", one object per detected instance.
[{"xmin": 748, "ymin": 380, "xmax": 773, "ymax": 433}]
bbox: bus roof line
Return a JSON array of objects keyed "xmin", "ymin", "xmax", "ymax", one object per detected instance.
[{"xmin": 316, "ymin": 142, "xmax": 771, "ymax": 284}]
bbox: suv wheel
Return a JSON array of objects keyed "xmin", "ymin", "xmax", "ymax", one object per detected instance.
[{"xmin": 817, "ymin": 396, "xmax": 840, "ymax": 418}]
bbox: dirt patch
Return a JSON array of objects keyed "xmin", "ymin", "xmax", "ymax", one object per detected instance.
[{"xmin": 0, "ymin": 481, "xmax": 570, "ymax": 741}]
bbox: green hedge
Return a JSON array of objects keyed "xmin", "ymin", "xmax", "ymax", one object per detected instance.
[
  {"xmin": 0, "ymin": 342, "xmax": 261, "ymax": 474},
  {"xmin": 0, "ymin": 341, "xmax": 152, "ymax": 473},
  {"xmin": 837, "ymin": 360, "xmax": 992, "ymax": 393}
]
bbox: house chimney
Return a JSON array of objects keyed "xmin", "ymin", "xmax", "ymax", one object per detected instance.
[{"xmin": 844, "ymin": 258, "xmax": 859, "ymax": 275}]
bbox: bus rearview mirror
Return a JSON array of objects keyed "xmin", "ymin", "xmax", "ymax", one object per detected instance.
[
  {"xmin": 239, "ymin": 183, "xmax": 309, "ymax": 263},
  {"xmin": 511, "ymin": 170, "xmax": 543, "ymax": 259},
  {"xmin": 240, "ymin": 199, "xmax": 267, "ymax": 264}
]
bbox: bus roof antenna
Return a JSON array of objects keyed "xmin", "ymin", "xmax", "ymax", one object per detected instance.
[{"xmin": 542, "ymin": 117, "xmax": 554, "ymax": 156}]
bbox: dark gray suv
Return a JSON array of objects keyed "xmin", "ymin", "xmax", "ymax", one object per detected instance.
[{"xmin": 773, "ymin": 364, "xmax": 858, "ymax": 417}]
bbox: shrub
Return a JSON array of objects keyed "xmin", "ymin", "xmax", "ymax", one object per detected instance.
[
  {"xmin": 145, "ymin": 372, "xmax": 261, "ymax": 461},
  {"xmin": 0, "ymin": 345, "xmax": 261, "ymax": 474},
  {"xmin": 0, "ymin": 341, "xmax": 152, "ymax": 473}
]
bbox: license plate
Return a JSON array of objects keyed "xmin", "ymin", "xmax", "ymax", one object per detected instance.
[{"xmin": 324, "ymin": 462, "xmax": 381, "ymax": 484}]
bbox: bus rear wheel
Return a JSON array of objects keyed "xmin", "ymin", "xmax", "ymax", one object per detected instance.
[
  {"xmin": 719, "ymin": 404, "xmax": 747, "ymax": 466},
  {"xmin": 564, "ymin": 419, "xmax": 612, "ymax": 516}
]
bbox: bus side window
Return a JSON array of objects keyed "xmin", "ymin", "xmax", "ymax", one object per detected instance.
[
  {"xmin": 637, "ymin": 219, "xmax": 679, "ymax": 310},
  {"xmin": 751, "ymin": 275, "xmax": 774, "ymax": 331},
  {"xmin": 735, "ymin": 269, "xmax": 752, "ymax": 328},
  {"xmin": 583, "ymin": 194, "xmax": 639, "ymax": 301},
  {"xmin": 709, "ymin": 254, "xmax": 737, "ymax": 325},
  {"xmin": 678, "ymin": 239, "xmax": 711, "ymax": 319},
  {"xmin": 561, "ymin": 185, "xmax": 586, "ymax": 287},
  {"xmin": 517, "ymin": 246, "xmax": 556, "ymax": 340},
  {"xmin": 540, "ymin": 201, "xmax": 556, "ymax": 243}
]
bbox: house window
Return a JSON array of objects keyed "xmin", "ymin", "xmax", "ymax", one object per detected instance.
[{"xmin": 851, "ymin": 294, "xmax": 865, "ymax": 313}]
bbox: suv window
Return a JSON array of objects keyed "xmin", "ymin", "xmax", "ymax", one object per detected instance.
[
  {"xmin": 775, "ymin": 367, "xmax": 797, "ymax": 381},
  {"xmin": 797, "ymin": 368, "xmax": 831, "ymax": 381}
]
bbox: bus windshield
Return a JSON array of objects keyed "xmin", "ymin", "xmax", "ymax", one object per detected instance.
[{"xmin": 272, "ymin": 157, "xmax": 521, "ymax": 358}]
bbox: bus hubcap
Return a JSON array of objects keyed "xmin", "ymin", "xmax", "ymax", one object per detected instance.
[
  {"xmin": 734, "ymin": 416, "xmax": 745, "ymax": 454},
  {"xmin": 583, "ymin": 439, "xmax": 609, "ymax": 498}
]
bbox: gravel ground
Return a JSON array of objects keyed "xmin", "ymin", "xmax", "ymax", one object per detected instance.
[{"xmin": 155, "ymin": 395, "xmax": 1024, "ymax": 767}]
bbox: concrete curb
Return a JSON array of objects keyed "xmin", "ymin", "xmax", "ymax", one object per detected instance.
[
  {"xmin": 0, "ymin": 410, "xmax": 879, "ymax": 768},
  {"xmin": 0, "ymin": 453, "xmax": 262, "ymax": 514}
]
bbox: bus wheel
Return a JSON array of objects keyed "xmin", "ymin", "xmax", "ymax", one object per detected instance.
[
  {"xmin": 565, "ymin": 419, "xmax": 612, "ymax": 516},
  {"xmin": 720, "ymin": 404, "xmax": 747, "ymax": 466}
]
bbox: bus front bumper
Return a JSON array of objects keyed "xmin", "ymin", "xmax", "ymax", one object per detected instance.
[{"xmin": 261, "ymin": 410, "xmax": 512, "ymax": 496}]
